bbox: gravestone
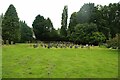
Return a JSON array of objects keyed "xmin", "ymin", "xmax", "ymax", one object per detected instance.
[
  {"xmin": 70, "ymin": 45, "xmax": 72, "ymax": 48},
  {"xmin": 48, "ymin": 44, "xmax": 51, "ymax": 49},
  {"xmin": 75, "ymin": 45, "xmax": 78, "ymax": 48},
  {"xmin": 81, "ymin": 45, "xmax": 84, "ymax": 48},
  {"xmin": 11, "ymin": 41, "xmax": 13, "ymax": 45},
  {"xmin": 33, "ymin": 43, "xmax": 38, "ymax": 48},
  {"xmin": 6, "ymin": 40, "xmax": 9, "ymax": 45}
]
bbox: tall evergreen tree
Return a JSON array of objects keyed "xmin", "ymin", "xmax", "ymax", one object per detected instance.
[
  {"xmin": 2, "ymin": 4, "xmax": 20, "ymax": 43},
  {"xmin": 68, "ymin": 12, "xmax": 77, "ymax": 38},
  {"xmin": 32, "ymin": 14, "xmax": 47, "ymax": 40},
  {"xmin": 60, "ymin": 5, "xmax": 68, "ymax": 39},
  {"xmin": 46, "ymin": 18, "xmax": 54, "ymax": 31},
  {"xmin": 20, "ymin": 21, "xmax": 33, "ymax": 42},
  {"xmin": 45, "ymin": 18, "xmax": 57, "ymax": 40}
]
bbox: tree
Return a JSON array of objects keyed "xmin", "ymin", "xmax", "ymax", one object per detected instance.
[
  {"xmin": 94, "ymin": 3, "xmax": 120, "ymax": 39},
  {"xmin": 32, "ymin": 14, "xmax": 46, "ymax": 41},
  {"xmin": 19, "ymin": 21, "xmax": 33, "ymax": 42},
  {"xmin": 76, "ymin": 3, "xmax": 95, "ymax": 23},
  {"xmin": 106, "ymin": 34, "xmax": 120, "ymax": 49},
  {"xmin": 68, "ymin": 12, "xmax": 77, "ymax": 38},
  {"xmin": 69, "ymin": 23, "xmax": 106, "ymax": 45},
  {"xmin": 2, "ymin": 4, "xmax": 20, "ymax": 44},
  {"xmin": 90, "ymin": 32, "xmax": 106, "ymax": 45},
  {"xmin": 45, "ymin": 18, "xmax": 54, "ymax": 31},
  {"xmin": 60, "ymin": 5, "xmax": 68, "ymax": 39},
  {"xmin": 32, "ymin": 15, "xmax": 58, "ymax": 41},
  {"xmin": 45, "ymin": 18, "xmax": 60, "ymax": 41}
]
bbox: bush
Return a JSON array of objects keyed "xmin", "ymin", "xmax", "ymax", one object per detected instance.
[
  {"xmin": 68, "ymin": 23, "xmax": 106, "ymax": 45},
  {"xmin": 106, "ymin": 34, "xmax": 120, "ymax": 49}
]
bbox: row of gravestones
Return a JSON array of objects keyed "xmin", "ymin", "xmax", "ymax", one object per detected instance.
[
  {"xmin": 33, "ymin": 41, "xmax": 92, "ymax": 49},
  {"xmin": 2, "ymin": 40, "xmax": 14, "ymax": 45}
]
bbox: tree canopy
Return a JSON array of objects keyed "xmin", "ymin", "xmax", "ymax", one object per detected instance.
[
  {"xmin": 2, "ymin": 4, "xmax": 20, "ymax": 43},
  {"xmin": 20, "ymin": 21, "xmax": 33, "ymax": 42},
  {"xmin": 1, "ymin": 3, "xmax": 120, "ymax": 46},
  {"xmin": 60, "ymin": 5, "xmax": 68, "ymax": 39}
]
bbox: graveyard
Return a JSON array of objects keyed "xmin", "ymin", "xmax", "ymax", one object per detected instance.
[
  {"xmin": 1, "ymin": 1, "xmax": 120, "ymax": 78},
  {"xmin": 2, "ymin": 43, "xmax": 118, "ymax": 78}
]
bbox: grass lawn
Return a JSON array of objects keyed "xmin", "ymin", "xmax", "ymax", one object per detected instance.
[{"xmin": 2, "ymin": 44, "xmax": 118, "ymax": 78}]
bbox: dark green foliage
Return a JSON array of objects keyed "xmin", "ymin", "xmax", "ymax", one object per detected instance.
[
  {"xmin": 93, "ymin": 3, "xmax": 120, "ymax": 38},
  {"xmin": 32, "ymin": 15, "xmax": 46, "ymax": 40},
  {"xmin": 68, "ymin": 12, "xmax": 78, "ymax": 37},
  {"xmin": 60, "ymin": 5, "xmax": 68, "ymax": 39},
  {"xmin": 2, "ymin": 4, "xmax": 20, "ymax": 43},
  {"xmin": 1, "ymin": 3, "xmax": 119, "ymax": 45},
  {"xmin": 32, "ymin": 15, "xmax": 59, "ymax": 41},
  {"xmin": 69, "ymin": 23, "xmax": 106, "ymax": 45},
  {"xmin": 76, "ymin": 3, "xmax": 95, "ymax": 23},
  {"xmin": 90, "ymin": 32, "xmax": 106, "ymax": 45},
  {"xmin": 19, "ymin": 21, "xmax": 33, "ymax": 42},
  {"xmin": 68, "ymin": 3, "xmax": 120, "ymax": 45},
  {"xmin": 45, "ymin": 18, "xmax": 60, "ymax": 41},
  {"xmin": 106, "ymin": 34, "xmax": 120, "ymax": 49}
]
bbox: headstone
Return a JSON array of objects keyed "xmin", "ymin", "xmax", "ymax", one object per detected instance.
[
  {"xmin": 70, "ymin": 45, "xmax": 72, "ymax": 48},
  {"xmin": 81, "ymin": 45, "xmax": 84, "ymax": 48},
  {"xmin": 6, "ymin": 40, "xmax": 9, "ymax": 45},
  {"xmin": 43, "ymin": 44, "xmax": 47, "ymax": 48},
  {"xmin": 48, "ymin": 44, "xmax": 51, "ymax": 49},
  {"xmin": 55, "ymin": 45, "xmax": 58, "ymax": 48},
  {"xmin": 75, "ymin": 45, "xmax": 78, "ymax": 48},
  {"xmin": 33, "ymin": 43, "xmax": 38, "ymax": 48},
  {"xmin": 11, "ymin": 41, "xmax": 13, "ymax": 45},
  {"xmin": 86, "ymin": 44, "xmax": 88, "ymax": 47},
  {"xmin": 60, "ymin": 45, "xmax": 62, "ymax": 48}
]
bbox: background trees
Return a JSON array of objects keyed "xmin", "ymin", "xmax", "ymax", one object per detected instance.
[
  {"xmin": 2, "ymin": 4, "xmax": 20, "ymax": 44},
  {"xmin": 19, "ymin": 21, "xmax": 33, "ymax": 43},
  {"xmin": 60, "ymin": 5, "xmax": 68, "ymax": 40},
  {"xmin": 76, "ymin": 3, "xmax": 95, "ymax": 24},
  {"xmin": 32, "ymin": 15, "xmax": 46, "ymax": 41},
  {"xmin": 93, "ymin": 3, "xmax": 120, "ymax": 39},
  {"xmin": 1, "ymin": 3, "xmax": 119, "ymax": 46},
  {"xmin": 32, "ymin": 15, "xmax": 59, "ymax": 41},
  {"xmin": 106, "ymin": 34, "xmax": 120, "ymax": 49},
  {"xmin": 67, "ymin": 3, "xmax": 119, "ymax": 45},
  {"xmin": 69, "ymin": 23, "xmax": 106, "ymax": 45},
  {"xmin": 68, "ymin": 12, "xmax": 77, "ymax": 39}
]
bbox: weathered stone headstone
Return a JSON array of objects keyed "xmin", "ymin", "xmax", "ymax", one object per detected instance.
[
  {"xmin": 81, "ymin": 45, "xmax": 84, "ymax": 48},
  {"xmin": 70, "ymin": 45, "xmax": 72, "ymax": 48},
  {"xmin": 11, "ymin": 41, "xmax": 13, "ymax": 45},
  {"xmin": 75, "ymin": 45, "xmax": 78, "ymax": 48},
  {"xmin": 48, "ymin": 44, "xmax": 51, "ymax": 49},
  {"xmin": 33, "ymin": 43, "xmax": 38, "ymax": 48},
  {"xmin": 6, "ymin": 40, "xmax": 9, "ymax": 45}
]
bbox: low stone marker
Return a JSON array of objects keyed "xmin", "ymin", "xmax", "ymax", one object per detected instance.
[{"xmin": 33, "ymin": 43, "xmax": 38, "ymax": 48}]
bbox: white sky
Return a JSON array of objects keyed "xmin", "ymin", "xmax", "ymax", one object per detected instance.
[{"xmin": 0, "ymin": 0, "xmax": 119, "ymax": 29}]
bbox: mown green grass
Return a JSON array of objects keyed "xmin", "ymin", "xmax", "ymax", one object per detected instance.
[{"xmin": 2, "ymin": 44, "xmax": 118, "ymax": 78}]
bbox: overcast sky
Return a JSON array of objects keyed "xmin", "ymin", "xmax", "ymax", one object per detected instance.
[{"xmin": 0, "ymin": 0, "xmax": 119, "ymax": 29}]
